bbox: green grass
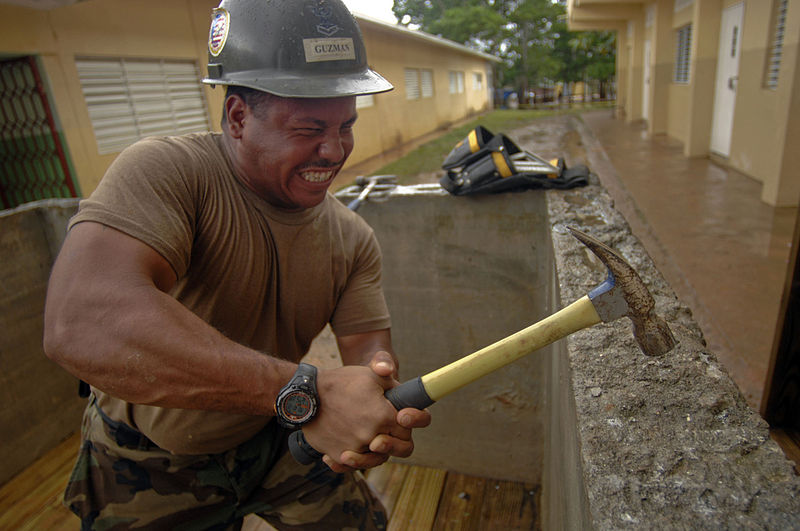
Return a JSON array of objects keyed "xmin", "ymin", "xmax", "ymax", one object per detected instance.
[{"xmin": 370, "ymin": 102, "xmax": 613, "ymax": 181}]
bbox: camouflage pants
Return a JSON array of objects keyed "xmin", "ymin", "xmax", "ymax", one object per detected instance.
[{"xmin": 64, "ymin": 399, "xmax": 387, "ymax": 530}]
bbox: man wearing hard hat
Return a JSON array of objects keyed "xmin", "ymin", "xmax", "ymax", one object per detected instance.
[{"xmin": 43, "ymin": 1, "xmax": 430, "ymax": 528}]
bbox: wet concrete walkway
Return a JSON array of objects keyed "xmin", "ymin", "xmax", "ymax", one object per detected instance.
[{"xmin": 579, "ymin": 109, "xmax": 798, "ymax": 409}]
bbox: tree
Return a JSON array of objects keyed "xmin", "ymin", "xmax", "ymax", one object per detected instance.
[{"xmin": 553, "ymin": 28, "xmax": 616, "ymax": 99}]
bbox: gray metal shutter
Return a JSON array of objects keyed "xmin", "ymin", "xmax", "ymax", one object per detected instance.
[
  {"xmin": 76, "ymin": 58, "xmax": 210, "ymax": 154},
  {"xmin": 766, "ymin": 0, "xmax": 788, "ymax": 89},
  {"xmin": 674, "ymin": 25, "xmax": 692, "ymax": 84}
]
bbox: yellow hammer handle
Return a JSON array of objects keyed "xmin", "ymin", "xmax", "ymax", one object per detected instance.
[
  {"xmin": 290, "ymin": 296, "xmax": 602, "ymax": 464},
  {"xmin": 421, "ymin": 295, "xmax": 602, "ymax": 402}
]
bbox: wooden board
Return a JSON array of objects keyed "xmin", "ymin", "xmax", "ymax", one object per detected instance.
[
  {"xmin": 366, "ymin": 461, "xmax": 412, "ymax": 518},
  {"xmin": 386, "ymin": 465, "xmax": 448, "ymax": 531},
  {"xmin": 433, "ymin": 472, "xmax": 540, "ymax": 530},
  {"xmin": 0, "ymin": 432, "xmax": 79, "ymax": 530}
]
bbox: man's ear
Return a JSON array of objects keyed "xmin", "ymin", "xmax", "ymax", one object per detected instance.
[{"xmin": 223, "ymin": 95, "xmax": 247, "ymax": 139}]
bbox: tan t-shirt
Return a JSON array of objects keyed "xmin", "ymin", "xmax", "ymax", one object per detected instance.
[{"xmin": 69, "ymin": 132, "xmax": 391, "ymax": 454}]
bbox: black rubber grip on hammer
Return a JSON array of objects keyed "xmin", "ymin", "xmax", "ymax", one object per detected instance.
[{"xmin": 384, "ymin": 377, "xmax": 435, "ymax": 410}]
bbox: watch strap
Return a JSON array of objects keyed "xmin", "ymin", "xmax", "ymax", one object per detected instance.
[{"xmin": 291, "ymin": 363, "xmax": 317, "ymax": 390}]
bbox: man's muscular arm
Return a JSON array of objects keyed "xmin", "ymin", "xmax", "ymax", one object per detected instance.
[
  {"xmin": 43, "ymin": 223, "xmax": 403, "ymax": 468},
  {"xmin": 44, "ymin": 221, "xmax": 299, "ymax": 413}
]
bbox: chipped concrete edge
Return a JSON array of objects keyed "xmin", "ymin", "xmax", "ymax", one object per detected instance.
[{"xmin": 541, "ymin": 116, "xmax": 800, "ymax": 529}]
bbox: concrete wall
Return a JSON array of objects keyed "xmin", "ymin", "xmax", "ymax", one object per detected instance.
[
  {"xmin": 350, "ymin": 188, "xmax": 553, "ymax": 483},
  {"xmin": 0, "ymin": 199, "xmax": 83, "ymax": 486},
  {"xmin": 545, "ymin": 139, "xmax": 800, "ymax": 529},
  {"xmin": 0, "ymin": 1, "xmax": 495, "ymax": 199}
]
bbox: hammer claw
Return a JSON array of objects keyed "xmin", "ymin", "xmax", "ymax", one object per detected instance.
[
  {"xmin": 631, "ymin": 312, "xmax": 676, "ymax": 357},
  {"xmin": 568, "ymin": 227, "xmax": 676, "ymax": 357}
]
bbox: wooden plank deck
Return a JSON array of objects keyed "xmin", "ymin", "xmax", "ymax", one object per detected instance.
[
  {"xmin": 1, "ymin": 433, "xmax": 540, "ymax": 530},
  {"xmin": 0, "ymin": 433, "xmax": 78, "ymax": 531}
]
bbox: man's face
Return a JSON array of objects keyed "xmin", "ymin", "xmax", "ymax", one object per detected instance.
[{"xmin": 227, "ymin": 94, "xmax": 357, "ymax": 211}]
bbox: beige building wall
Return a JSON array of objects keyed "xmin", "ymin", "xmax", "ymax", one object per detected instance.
[
  {"xmin": 568, "ymin": 0, "xmax": 800, "ymax": 206},
  {"xmin": 731, "ymin": 0, "xmax": 800, "ymax": 205},
  {"xmin": 0, "ymin": 1, "xmax": 496, "ymax": 197},
  {"xmin": 351, "ymin": 19, "xmax": 495, "ymax": 166}
]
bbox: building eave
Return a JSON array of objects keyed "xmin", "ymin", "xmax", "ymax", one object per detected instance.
[{"xmin": 354, "ymin": 14, "xmax": 502, "ymax": 64}]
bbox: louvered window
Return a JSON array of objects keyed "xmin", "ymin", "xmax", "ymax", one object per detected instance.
[
  {"xmin": 421, "ymin": 69, "xmax": 434, "ymax": 98},
  {"xmin": 765, "ymin": 0, "xmax": 788, "ymax": 89},
  {"xmin": 76, "ymin": 57, "xmax": 210, "ymax": 155},
  {"xmin": 449, "ymin": 71, "xmax": 465, "ymax": 94},
  {"xmin": 405, "ymin": 68, "xmax": 420, "ymax": 100},
  {"xmin": 674, "ymin": 25, "xmax": 692, "ymax": 84}
]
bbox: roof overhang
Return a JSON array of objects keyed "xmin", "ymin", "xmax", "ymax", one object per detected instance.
[
  {"xmin": 355, "ymin": 13, "xmax": 502, "ymax": 64},
  {"xmin": 566, "ymin": 0, "xmax": 645, "ymax": 32}
]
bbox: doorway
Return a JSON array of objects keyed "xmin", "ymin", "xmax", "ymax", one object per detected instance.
[{"xmin": 710, "ymin": 3, "xmax": 744, "ymax": 157}]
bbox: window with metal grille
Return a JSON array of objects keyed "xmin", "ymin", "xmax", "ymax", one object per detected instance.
[
  {"xmin": 765, "ymin": 0, "xmax": 788, "ymax": 89},
  {"xmin": 421, "ymin": 69, "xmax": 434, "ymax": 98},
  {"xmin": 449, "ymin": 71, "xmax": 464, "ymax": 94},
  {"xmin": 674, "ymin": 25, "xmax": 692, "ymax": 84},
  {"xmin": 76, "ymin": 57, "xmax": 210, "ymax": 155},
  {"xmin": 404, "ymin": 68, "xmax": 420, "ymax": 100},
  {"xmin": 1, "ymin": 56, "xmax": 79, "ymax": 208}
]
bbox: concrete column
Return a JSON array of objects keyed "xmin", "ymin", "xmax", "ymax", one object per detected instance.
[
  {"xmin": 616, "ymin": 27, "xmax": 629, "ymax": 119},
  {"xmin": 648, "ymin": 0, "xmax": 675, "ymax": 135},
  {"xmin": 626, "ymin": 16, "xmax": 646, "ymax": 123},
  {"xmin": 685, "ymin": 0, "xmax": 722, "ymax": 157}
]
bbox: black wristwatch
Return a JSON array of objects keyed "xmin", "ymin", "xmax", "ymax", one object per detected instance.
[{"xmin": 275, "ymin": 363, "xmax": 319, "ymax": 428}]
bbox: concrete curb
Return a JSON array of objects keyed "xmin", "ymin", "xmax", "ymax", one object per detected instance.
[{"xmin": 540, "ymin": 120, "xmax": 800, "ymax": 529}]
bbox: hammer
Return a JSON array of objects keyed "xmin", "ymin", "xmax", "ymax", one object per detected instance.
[
  {"xmin": 288, "ymin": 227, "xmax": 676, "ymax": 463},
  {"xmin": 347, "ymin": 175, "xmax": 398, "ymax": 211}
]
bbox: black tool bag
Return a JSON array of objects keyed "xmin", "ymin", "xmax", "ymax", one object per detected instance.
[{"xmin": 439, "ymin": 127, "xmax": 591, "ymax": 196}]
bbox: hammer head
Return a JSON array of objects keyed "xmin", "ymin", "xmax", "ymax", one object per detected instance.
[
  {"xmin": 568, "ymin": 227, "xmax": 676, "ymax": 357},
  {"xmin": 355, "ymin": 174, "xmax": 398, "ymax": 186}
]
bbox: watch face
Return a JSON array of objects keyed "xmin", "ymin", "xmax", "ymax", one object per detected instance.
[{"xmin": 281, "ymin": 391, "xmax": 314, "ymax": 423}]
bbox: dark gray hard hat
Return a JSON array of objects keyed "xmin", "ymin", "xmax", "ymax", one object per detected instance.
[{"xmin": 203, "ymin": 0, "xmax": 393, "ymax": 98}]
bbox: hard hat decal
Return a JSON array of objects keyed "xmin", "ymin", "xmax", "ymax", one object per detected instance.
[
  {"xmin": 303, "ymin": 38, "xmax": 356, "ymax": 63},
  {"xmin": 309, "ymin": 4, "xmax": 341, "ymax": 36},
  {"xmin": 208, "ymin": 8, "xmax": 230, "ymax": 57}
]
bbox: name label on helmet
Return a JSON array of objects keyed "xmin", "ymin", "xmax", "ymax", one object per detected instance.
[{"xmin": 303, "ymin": 38, "xmax": 356, "ymax": 63}]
